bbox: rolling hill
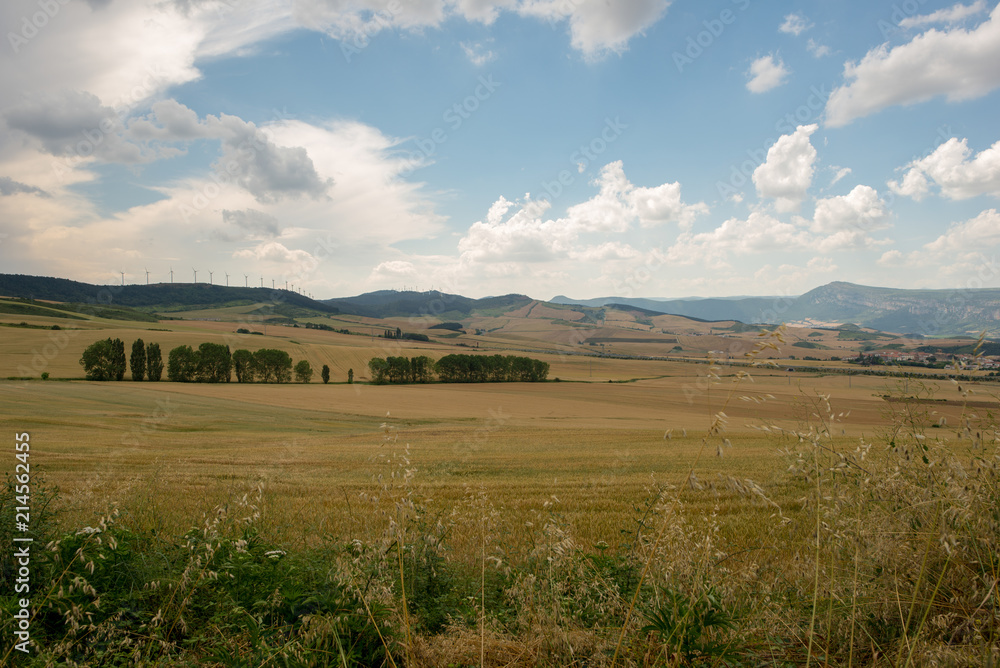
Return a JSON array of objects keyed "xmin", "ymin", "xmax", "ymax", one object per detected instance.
[
  {"xmin": 554, "ymin": 282, "xmax": 1000, "ymax": 336},
  {"xmin": 551, "ymin": 295, "xmax": 779, "ymax": 322},
  {"xmin": 321, "ymin": 290, "xmax": 532, "ymax": 319},
  {"xmin": 0, "ymin": 274, "xmax": 339, "ymax": 315},
  {"xmin": 5, "ymin": 274, "xmax": 1000, "ymax": 337}
]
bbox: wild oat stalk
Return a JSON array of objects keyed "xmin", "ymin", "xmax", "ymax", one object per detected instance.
[
  {"xmin": 805, "ymin": 443, "xmax": 821, "ymax": 668},
  {"xmin": 0, "ymin": 510, "xmax": 119, "ymax": 666},
  {"xmin": 611, "ymin": 326, "xmax": 786, "ymax": 666},
  {"xmin": 481, "ymin": 504, "xmax": 487, "ymax": 668},
  {"xmin": 349, "ymin": 568, "xmax": 400, "ymax": 668}
]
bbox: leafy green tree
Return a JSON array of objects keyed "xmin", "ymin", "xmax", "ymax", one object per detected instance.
[
  {"xmin": 347, "ymin": 368, "xmax": 354, "ymax": 384},
  {"xmin": 510, "ymin": 356, "xmax": 533, "ymax": 381},
  {"xmin": 434, "ymin": 354, "xmax": 461, "ymax": 383},
  {"xmin": 111, "ymin": 338, "xmax": 127, "ymax": 381},
  {"xmin": 486, "ymin": 354, "xmax": 509, "ymax": 382},
  {"xmin": 321, "ymin": 364, "xmax": 330, "ymax": 384},
  {"xmin": 368, "ymin": 358, "xmax": 388, "ymax": 385},
  {"xmin": 294, "ymin": 360, "xmax": 314, "ymax": 383},
  {"xmin": 146, "ymin": 342, "xmax": 163, "ymax": 381},
  {"xmin": 232, "ymin": 349, "xmax": 255, "ymax": 383},
  {"xmin": 385, "ymin": 356, "xmax": 410, "ymax": 384},
  {"xmin": 196, "ymin": 342, "xmax": 232, "ymax": 382},
  {"xmin": 272, "ymin": 351, "xmax": 293, "ymax": 384},
  {"xmin": 130, "ymin": 339, "xmax": 146, "ymax": 381},
  {"xmin": 253, "ymin": 349, "xmax": 293, "ymax": 383},
  {"xmin": 432, "ymin": 353, "xmax": 548, "ymax": 383},
  {"xmin": 80, "ymin": 339, "xmax": 116, "ymax": 380},
  {"xmin": 167, "ymin": 345, "xmax": 198, "ymax": 382},
  {"xmin": 410, "ymin": 356, "xmax": 434, "ymax": 383}
]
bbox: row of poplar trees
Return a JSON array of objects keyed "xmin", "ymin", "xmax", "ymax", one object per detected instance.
[
  {"xmin": 79, "ymin": 338, "xmax": 164, "ymax": 381},
  {"xmin": 79, "ymin": 339, "xmax": 313, "ymax": 383},
  {"xmin": 170, "ymin": 345, "xmax": 317, "ymax": 383},
  {"xmin": 368, "ymin": 353, "xmax": 549, "ymax": 384}
]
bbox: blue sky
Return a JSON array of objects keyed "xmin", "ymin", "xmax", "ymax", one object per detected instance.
[{"xmin": 1, "ymin": 0, "xmax": 999, "ymax": 300}]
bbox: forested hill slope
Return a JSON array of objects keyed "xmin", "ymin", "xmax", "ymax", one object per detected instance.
[{"xmin": 0, "ymin": 274, "xmax": 339, "ymax": 313}]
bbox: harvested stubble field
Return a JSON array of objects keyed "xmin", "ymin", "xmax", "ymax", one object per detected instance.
[
  {"xmin": 1, "ymin": 318, "xmax": 998, "ymax": 666},
  {"xmin": 3, "ymin": 367, "xmax": 981, "ymax": 533}
]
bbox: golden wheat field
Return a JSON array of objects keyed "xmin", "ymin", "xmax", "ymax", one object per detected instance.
[
  {"xmin": 1, "ymin": 306, "xmax": 991, "ymax": 560},
  {"xmin": 1, "ymin": 312, "xmax": 989, "ymax": 551}
]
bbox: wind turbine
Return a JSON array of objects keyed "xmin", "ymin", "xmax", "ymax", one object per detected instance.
[
  {"xmin": 192, "ymin": 268, "xmax": 198, "ymax": 284},
  {"xmin": 120, "ymin": 269, "xmax": 125, "ymax": 286},
  {"xmin": 209, "ymin": 271, "xmax": 213, "ymax": 285},
  {"xmin": 260, "ymin": 276, "xmax": 263, "ymax": 288},
  {"xmin": 225, "ymin": 272, "xmax": 229, "ymax": 287},
  {"xmin": 144, "ymin": 268, "xmax": 150, "ymax": 285},
  {"xmin": 272, "ymin": 279, "xmax": 275, "ymax": 289},
  {"xmin": 244, "ymin": 274, "xmax": 249, "ymax": 288},
  {"xmin": 169, "ymin": 267, "xmax": 174, "ymax": 284}
]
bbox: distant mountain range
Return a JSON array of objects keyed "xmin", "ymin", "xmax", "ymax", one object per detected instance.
[
  {"xmin": 554, "ymin": 282, "xmax": 1000, "ymax": 336},
  {"xmin": 3, "ymin": 274, "xmax": 999, "ymax": 337}
]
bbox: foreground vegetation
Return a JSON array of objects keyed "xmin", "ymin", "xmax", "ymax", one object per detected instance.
[{"xmin": 2, "ymin": 337, "xmax": 998, "ymax": 666}]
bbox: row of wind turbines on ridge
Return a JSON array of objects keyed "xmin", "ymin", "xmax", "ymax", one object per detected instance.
[{"xmin": 116, "ymin": 268, "xmax": 315, "ymax": 298}]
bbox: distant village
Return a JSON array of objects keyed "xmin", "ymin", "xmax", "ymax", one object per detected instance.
[
  {"xmin": 854, "ymin": 350, "xmax": 1000, "ymax": 370},
  {"xmin": 703, "ymin": 347, "xmax": 1000, "ymax": 372}
]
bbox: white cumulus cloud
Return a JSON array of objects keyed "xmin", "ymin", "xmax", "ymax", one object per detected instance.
[
  {"xmin": 666, "ymin": 183, "xmax": 892, "ymax": 267},
  {"xmin": 877, "ymin": 249, "xmax": 905, "ymax": 266},
  {"xmin": 899, "ymin": 0, "xmax": 987, "ymax": 29},
  {"xmin": 457, "ymin": 161, "xmax": 706, "ymax": 265},
  {"xmin": 810, "ymin": 185, "xmax": 892, "ymax": 251},
  {"xmin": 234, "ymin": 240, "xmax": 318, "ymax": 269},
  {"xmin": 807, "ymin": 39, "xmax": 831, "ymax": 58},
  {"xmin": 753, "ymin": 124, "xmax": 818, "ymax": 212},
  {"xmin": 295, "ymin": 0, "xmax": 671, "ymax": 58},
  {"xmin": 459, "ymin": 197, "xmax": 566, "ymax": 263},
  {"xmin": 630, "ymin": 181, "xmax": 709, "ymax": 230},
  {"xmin": 830, "ymin": 166, "xmax": 852, "ymax": 186},
  {"xmin": 924, "ymin": 208, "xmax": 1000, "ymax": 252},
  {"xmin": 518, "ymin": 0, "xmax": 672, "ymax": 58},
  {"xmin": 889, "ymin": 137, "xmax": 1000, "ymax": 200},
  {"xmin": 372, "ymin": 260, "xmax": 419, "ymax": 277},
  {"xmin": 461, "ymin": 40, "xmax": 498, "ymax": 65},
  {"xmin": 896, "ymin": 208, "xmax": 1000, "ymax": 283},
  {"xmin": 668, "ymin": 211, "xmax": 812, "ymax": 267},
  {"xmin": 825, "ymin": 3, "xmax": 1000, "ymax": 127},
  {"xmin": 779, "ymin": 13, "xmax": 812, "ymax": 36},
  {"xmin": 746, "ymin": 54, "xmax": 790, "ymax": 93}
]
